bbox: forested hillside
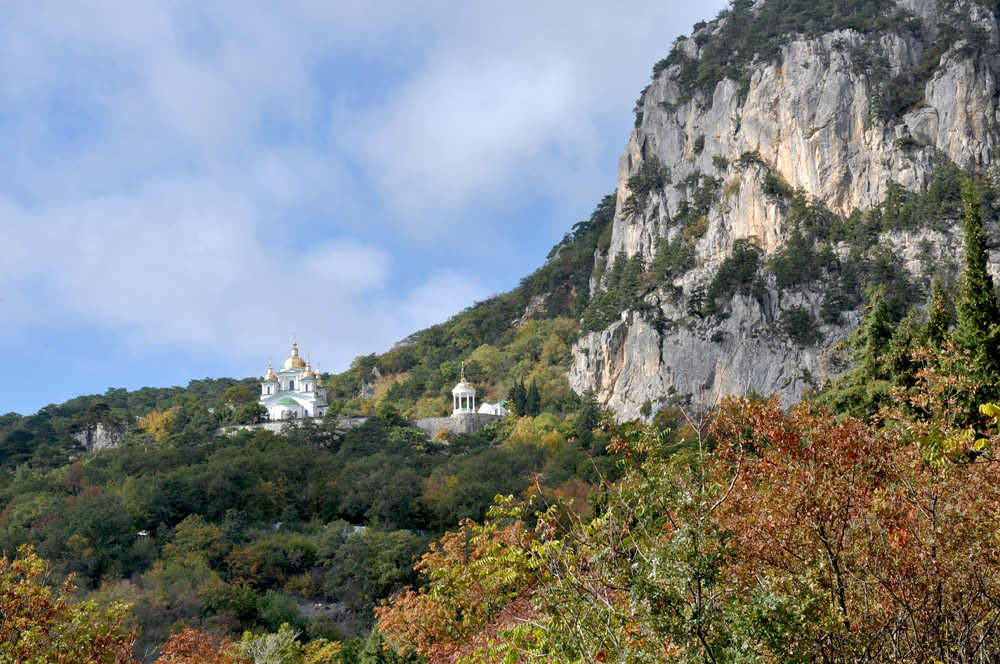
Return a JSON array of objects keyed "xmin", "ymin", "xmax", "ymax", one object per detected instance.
[
  {"xmin": 323, "ymin": 194, "xmax": 615, "ymax": 419},
  {"xmin": 8, "ymin": 0, "xmax": 1000, "ymax": 661},
  {"xmin": 0, "ymin": 395, "xmax": 634, "ymax": 660},
  {"xmin": 372, "ymin": 180, "xmax": 1000, "ymax": 662}
]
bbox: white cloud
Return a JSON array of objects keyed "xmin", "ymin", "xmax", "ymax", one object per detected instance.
[{"xmin": 0, "ymin": 0, "xmax": 730, "ymax": 414}]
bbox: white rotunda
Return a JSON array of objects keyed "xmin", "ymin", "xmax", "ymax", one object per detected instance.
[{"xmin": 451, "ymin": 364, "xmax": 476, "ymax": 416}]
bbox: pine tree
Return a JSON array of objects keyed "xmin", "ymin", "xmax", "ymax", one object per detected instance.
[
  {"xmin": 924, "ymin": 277, "xmax": 951, "ymax": 348},
  {"xmin": 819, "ymin": 284, "xmax": 894, "ymax": 418},
  {"xmin": 953, "ymin": 178, "xmax": 1000, "ymax": 385},
  {"xmin": 854, "ymin": 283, "xmax": 894, "ymax": 383},
  {"xmin": 617, "ymin": 253, "xmax": 646, "ymax": 311},
  {"xmin": 525, "ymin": 381, "xmax": 542, "ymax": 416}
]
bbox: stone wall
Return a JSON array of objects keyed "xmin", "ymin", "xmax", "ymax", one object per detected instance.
[
  {"xmin": 409, "ymin": 413, "xmax": 503, "ymax": 438},
  {"xmin": 219, "ymin": 414, "xmax": 501, "ymax": 439}
]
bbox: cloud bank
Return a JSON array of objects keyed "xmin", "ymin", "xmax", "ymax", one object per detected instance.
[{"xmin": 0, "ymin": 0, "xmax": 728, "ymax": 414}]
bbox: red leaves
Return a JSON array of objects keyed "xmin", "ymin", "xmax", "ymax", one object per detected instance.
[
  {"xmin": 712, "ymin": 397, "xmax": 1000, "ymax": 658},
  {"xmin": 154, "ymin": 628, "xmax": 247, "ymax": 664}
]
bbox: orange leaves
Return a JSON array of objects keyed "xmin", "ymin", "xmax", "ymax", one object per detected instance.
[
  {"xmin": 0, "ymin": 545, "xmax": 135, "ymax": 663},
  {"xmin": 375, "ymin": 518, "xmax": 537, "ymax": 663},
  {"xmin": 154, "ymin": 628, "xmax": 247, "ymax": 664},
  {"xmin": 712, "ymin": 396, "xmax": 1000, "ymax": 659}
]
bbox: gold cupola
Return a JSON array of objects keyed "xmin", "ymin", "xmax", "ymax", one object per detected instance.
[
  {"xmin": 264, "ymin": 358, "xmax": 278, "ymax": 382},
  {"xmin": 282, "ymin": 337, "xmax": 307, "ymax": 370},
  {"xmin": 301, "ymin": 356, "xmax": 316, "ymax": 380},
  {"xmin": 315, "ymin": 362, "xmax": 324, "ymax": 387}
]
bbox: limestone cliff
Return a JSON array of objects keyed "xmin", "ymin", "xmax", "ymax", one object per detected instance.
[
  {"xmin": 569, "ymin": 0, "xmax": 1000, "ymax": 419},
  {"xmin": 72, "ymin": 420, "xmax": 129, "ymax": 452}
]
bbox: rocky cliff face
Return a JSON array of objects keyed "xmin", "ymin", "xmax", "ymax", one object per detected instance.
[
  {"xmin": 72, "ymin": 421, "xmax": 129, "ymax": 452},
  {"xmin": 570, "ymin": 0, "xmax": 1000, "ymax": 419}
]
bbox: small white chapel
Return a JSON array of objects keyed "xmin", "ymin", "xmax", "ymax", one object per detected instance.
[{"xmin": 259, "ymin": 336, "xmax": 329, "ymax": 420}]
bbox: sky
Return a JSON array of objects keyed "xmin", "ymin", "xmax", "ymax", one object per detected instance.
[{"xmin": 1, "ymin": 0, "xmax": 729, "ymax": 416}]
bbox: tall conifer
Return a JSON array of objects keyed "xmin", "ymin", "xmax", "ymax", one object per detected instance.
[
  {"xmin": 953, "ymin": 178, "xmax": 1000, "ymax": 383},
  {"xmin": 855, "ymin": 283, "xmax": 894, "ymax": 382},
  {"xmin": 924, "ymin": 277, "xmax": 951, "ymax": 348}
]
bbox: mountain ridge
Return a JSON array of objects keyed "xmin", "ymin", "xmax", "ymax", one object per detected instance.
[{"xmin": 570, "ymin": 0, "xmax": 1000, "ymax": 418}]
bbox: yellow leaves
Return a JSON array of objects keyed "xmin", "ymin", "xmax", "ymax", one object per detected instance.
[
  {"xmin": 0, "ymin": 545, "xmax": 135, "ymax": 662},
  {"xmin": 138, "ymin": 406, "xmax": 180, "ymax": 442},
  {"xmin": 301, "ymin": 638, "xmax": 341, "ymax": 663},
  {"xmin": 980, "ymin": 402, "xmax": 1000, "ymax": 422}
]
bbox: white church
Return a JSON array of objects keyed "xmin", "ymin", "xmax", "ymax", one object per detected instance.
[{"xmin": 259, "ymin": 337, "xmax": 329, "ymax": 420}]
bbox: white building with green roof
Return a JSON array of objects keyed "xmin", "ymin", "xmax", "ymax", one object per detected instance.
[{"xmin": 259, "ymin": 337, "xmax": 328, "ymax": 420}]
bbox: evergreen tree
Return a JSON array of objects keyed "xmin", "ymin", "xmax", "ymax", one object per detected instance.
[
  {"xmin": 953, "ymin": 178, "xmax": 1000, "ymax": 385},
  {"xmin": 525, "ymin": 382, "xmax": 542, "ymax": 417},
  {"xmin": 820, "ymin": 284, "xmax": 894, "ymax": 418},
  {"xmin": 617, "ymin": 253, "xmax": 646, "ymax": 311},
  {"xmin": 508, "ymin": 380, "xmax": 527, "ymax": 415},
  {"xmin": 924, "ymin": 277, "xmax": 951, "ymax": 348},
  {"xmin": 575, "ymin": 392, "xmax": 601, "ymax": 450},
  {"xmin": 854, "ymin": 283, "xmax": 894, "ymax": 383},
  {"xmin": 882, "ymin": 312, "xmax": 920, "ymax": 388}
]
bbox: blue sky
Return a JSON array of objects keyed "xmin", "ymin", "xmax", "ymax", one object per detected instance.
[{"xmin": 1, "ymin": 1, "xmax": 728, "ymax": 416}]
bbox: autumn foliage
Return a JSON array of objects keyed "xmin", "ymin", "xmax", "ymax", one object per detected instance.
[
  {"xmin": 375, "ymin": 519, "xmax": 537, "ymax": 663},
  {"xmin": 0, "ymin": 545, "xmax": 134, "ymax": 663},
  {"xmin": 377, "ymin": 393, "xmax": 1000, "ymax": 663},
  {"xmin": 153, "ymin": 628, "xmax": 247, "ymax": 664}
]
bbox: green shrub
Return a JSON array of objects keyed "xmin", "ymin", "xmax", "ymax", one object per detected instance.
[{"xmin": 762, "ymin": 171, "xmax": 792, "ymax": 201}]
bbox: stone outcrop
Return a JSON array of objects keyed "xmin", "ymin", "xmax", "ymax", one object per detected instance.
[
  {"xmin": 569, "ymin": 0, "xmax": 1000, "ymax": 419},
  {"xmin": 72, "ymin": 421, "xmax": 129, "ymax": 452}
]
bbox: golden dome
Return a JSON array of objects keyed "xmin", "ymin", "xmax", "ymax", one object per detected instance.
[
  {"xmin": 301, "ymin": 359, "xmax": 316, "ymax": 380},
  {"xmin": 282, "ymin": 339, "xmax": 307, "ymax": 370},
  {"xmin": 315, "ymin": 362, "xmax": 324, "ymax": 387},
  {"xmin": 264, "ymin": 359, "xmax": 278, "ymax": 382}
]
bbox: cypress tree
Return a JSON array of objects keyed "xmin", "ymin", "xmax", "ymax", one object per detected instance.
[
  {"xmin": 508, "ymin": 380, "xmax": 527, "ymax": 415},
  {"xmin": 924, "ymin": 277, "xmax": 951, "ymax": 348},
  {"xmin": 953, "ymin": 178, "xmax": 1000, "ymax": 384},
  {"xmin": 855, "ymin": 283, "xmax": 894, "ymax": 382},
  {"xmin": 525, "ymin": 382, "xmax": 542, "ymax": 417}
]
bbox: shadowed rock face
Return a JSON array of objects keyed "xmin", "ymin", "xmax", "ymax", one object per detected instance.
[{"xmin": 570, "ymin": 0, "xmax": 1000, "ymax": 419}]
